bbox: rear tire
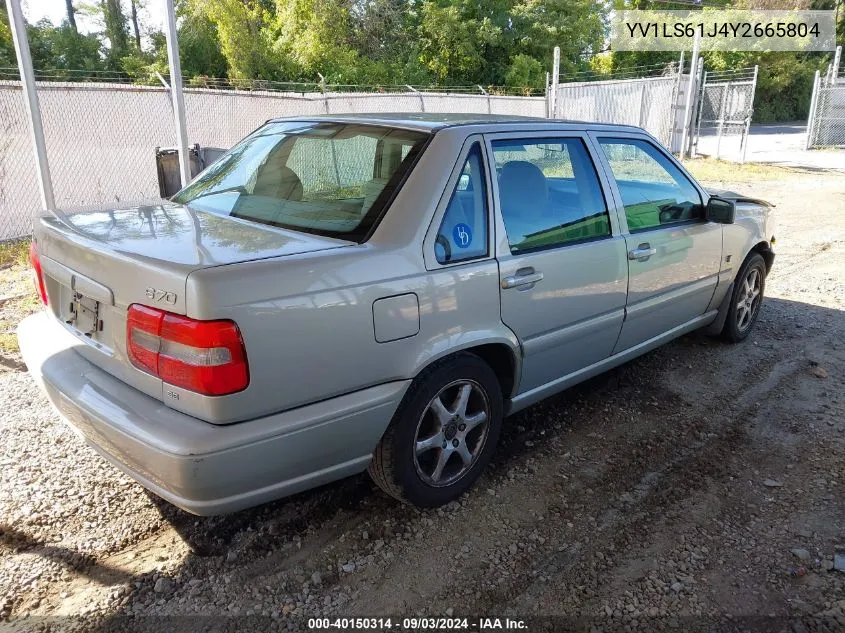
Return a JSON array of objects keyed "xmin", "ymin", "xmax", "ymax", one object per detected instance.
[
  {"xmin": 722, "ymin": 252, "xmax": 766, "ymax": 343},
  {"xmin": 368, "ymin": 353, "xmax": 503, "ymax": 507}
]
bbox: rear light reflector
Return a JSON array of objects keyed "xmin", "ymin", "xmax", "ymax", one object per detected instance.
[
  {"xmin": 127, "ymin": 304, "xmax": 248, "ymax": 396},
  {"xmin": 29, "ymin": 241, "xmax": 48, "ymax": 305}
]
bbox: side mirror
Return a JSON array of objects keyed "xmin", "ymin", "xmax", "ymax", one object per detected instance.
[{"xmin": 705, "ymin": 196, "xmax": 736, "ymax": 224}]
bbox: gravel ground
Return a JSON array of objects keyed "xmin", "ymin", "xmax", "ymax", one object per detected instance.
[{"xmin": 1, "ymin": 163, "xmax": 844, "ymax": 632}]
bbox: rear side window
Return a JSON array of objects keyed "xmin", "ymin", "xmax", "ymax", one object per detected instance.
[
  {"xmin": 491, "ymin": 138, "xmax": 610, "ymax": 253},
  {"xmin": 434, "ymin": 144, "xmax": 488, "ymax": 265},
  {"xmin": 598, "ymin": 138, "xmax": 703, "ymax": 232},
  {"xmin": 172, "ymin": 122, "xmax": 429, "ymax": 242}
]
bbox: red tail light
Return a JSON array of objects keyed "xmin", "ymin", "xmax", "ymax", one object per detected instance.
[
  {"xmin": 127, "ymin": 304, "xmax": 249, "ymax": 396},
  {"xmin": 29, "ymin": 241, "xmax": 48, "ymax": 305}
]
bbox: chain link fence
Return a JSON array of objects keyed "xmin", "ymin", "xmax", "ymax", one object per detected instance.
[
  {"xmin": 553, "ymin": 64, "xmax": 684, "ymax": 149},
  {"xmin": 0, "ymin": 78, "xmax": 546, "ymax": 241},
  {"xmin": 0, "ymin": 82, "xmax": 41, "ymax": 240},
  {"xmin": 807, "ymin": 50, "xmax": 845, "ymax": 149},
  {"xmin": 693, "ymin": 67, "xmax": 758, "ymax": 162}
]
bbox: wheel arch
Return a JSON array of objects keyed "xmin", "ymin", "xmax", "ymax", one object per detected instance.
[
  {"xmin": 412, "ymin": 338, "xmax": 521, "ymax": 401},
  {"xmin": 748, "ymin": 240, "xmax": 775, "ymax": 274}
]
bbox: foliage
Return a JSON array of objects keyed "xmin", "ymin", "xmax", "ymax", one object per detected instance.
[
  {"xmin": 0, "ymin": 6, "xmax": 17, "ymax": 68},
  {"xmin": 505, "ymin": 54, "xmax": 546, "ymax": 89},
  {"xmin": 26, "ymin": 19, "xmax": 103, "ymax": 74},
  {"xmin": 175, "ymin": 3, "xmax": 229, "ymax": 78},
  {"xmin": 102, "ymin": 0, "xmax": 131, "ymax": 69},
  {"xmin": 0, "ymin": 0, "xmax": 840, "ymax": 122}
]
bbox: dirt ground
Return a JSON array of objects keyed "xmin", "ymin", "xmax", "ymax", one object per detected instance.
[{"xmin": 1, "ymin": 161, "xmax": 844, "ymax": 632}]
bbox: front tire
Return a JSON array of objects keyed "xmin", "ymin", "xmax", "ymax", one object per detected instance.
[
  {"xmin": 722, "ymin": 252, "xmax": 766, "ymax": 343},
  {"xmin": 368, "ymin": 353, "xmax": 503, "ymax": 507}
]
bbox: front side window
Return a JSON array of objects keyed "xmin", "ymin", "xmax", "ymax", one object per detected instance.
[
  {"xmin": 172, "ymin": 122, "xmax": 429, "ymax": 241},
  {"xmin": 434, "ymin": 144, "xmax": 488, "ymax": 265},
  {"xmin": 491, "ymin": 138, "xmax": 610, "ymax": 253},
  {"xmin": 598, "ymin": 138, "xmax": 703, "ymax": 232}
]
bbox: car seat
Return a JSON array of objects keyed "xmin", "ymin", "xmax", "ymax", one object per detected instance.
[{"xmin": 498, "ymin": 161, "xmax": 549, "ymax": 243}]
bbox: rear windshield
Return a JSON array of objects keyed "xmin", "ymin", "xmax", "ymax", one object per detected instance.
[{"xmin": 172, "ymin": 121, "xmax": 429, "ymax": 241}]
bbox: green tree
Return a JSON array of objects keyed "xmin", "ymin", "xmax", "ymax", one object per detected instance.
[
  {"xmin": 511, "ymin": 0, "xmax": 605, "ymax": 76},
  {"xmin": 26, "ymin": 19, "xmax": 103, "ymax": 75},
  {"xmin": 504, "ymin": 53, "xmax": 545, "ymax": 89},
  {"xmin": 0, "ymin": 6, "xmax": 16, "ymax": 69},
  {"xmin": 272, "ymin": 0, "xmax": 358, "ymax": 81},
  {"xmin": 65, "ymin": 0, "xmax": 78, "ymax": 33},
  {"xmin": 417, "ymin": 1, "xmax": 501, "ymax": 84},
  {"xmin": 193, "ymin": 0, "xmax": 281, "ymax": 79},
  {"xmin": 176, "ymin": 3, "xmax": 228, "ymax": 78},
  {"xmin": 102, "ymin": 0, "xmax": 130, "ymax": 69}
]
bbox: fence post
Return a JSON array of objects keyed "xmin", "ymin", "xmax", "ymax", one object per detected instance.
[
  {"xmin": 806, "ymin": 70, "xmax": 821, "ymax": 150},
  {"xmin": 685, "ymin": 58, "xmax": 704, "ymax": 158},
  {"xmin": 638, "ymin": 83, "xmax": 647, "ymax": 127},
  {"xmin": 545, "ymin": 72, "xmax": 550, "ymax": 118},
  {"xmin": 715, "ymin": 81, "xmax": 729, "ymax": 160},
  {"xmin": 833, "ymin": 45, "xmax": 842, "ymax": 82},
  {"xmin": 680, "ymin": 31, "xmax": 701, "ymax": 159},
  {"xmin": 5, "ymin": 0, "xmax": 55, "ymax": 212},
  {"xmin": 740, "ymin": 65, "xmax": 758, "ymax": 164},
  {"xmin": 551, "ymin": 46, "xmax": 560, "ymax": 118},
  {"xmin": 478, "ymin": 85, "xmax": 491, "ymax": 114},
  {"xmin": 407, "ymin": 85, "xmax": 425, "ymax": 112},
  {"xmin": 670, "ymin": 52, "xmax": 684, "ymax": 152},
  {"xmin": 163, "ymin": 0, "xmax": 191, "ymax": 188},
  {"xmin": 692, "ymin": 69, "xmax": 708, "ymax": 158}
]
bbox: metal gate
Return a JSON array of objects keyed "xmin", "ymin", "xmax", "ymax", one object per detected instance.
[
  {"xmin": 807, "ymin": 46, "xmax": 844, "ymax": 149},
  {"xmin": 694, "ymin": 66, "xmax": 758, "ymax": 162}
]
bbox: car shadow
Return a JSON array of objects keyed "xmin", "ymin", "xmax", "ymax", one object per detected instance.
[{"xmin": 0, "ymin": 523, "xmax": 135, "ymax": 587}]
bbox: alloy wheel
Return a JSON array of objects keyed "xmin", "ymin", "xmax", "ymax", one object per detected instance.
[
  {"xmin": 736, "ymin": 267, "xmax": 762, "ymax": 332},
  {"xmin": 412, "ymin": 380, "xmax": 491, "ymax": 487}
]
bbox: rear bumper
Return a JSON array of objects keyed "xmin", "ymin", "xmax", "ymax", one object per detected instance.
[{"xmin": 18, "ymin": 312, "xmax": 409, "ymax": 515}]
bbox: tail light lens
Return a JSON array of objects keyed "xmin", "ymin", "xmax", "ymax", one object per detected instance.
[
  {"xmin": 29, "ymin": 241, "xmax": 48, "ymax": 305},
  {"xmin": 127, "ymin": 304, "xmax": 248, "ymax": 396}
]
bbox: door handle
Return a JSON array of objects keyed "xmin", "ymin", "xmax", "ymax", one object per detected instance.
[
  {"xmin": 628, "ymin": 243, "xmax": 657, "ymax": 261},
  {"xmin": 501, "ymin": 268, "xmax": 544, "ymax": 289}
]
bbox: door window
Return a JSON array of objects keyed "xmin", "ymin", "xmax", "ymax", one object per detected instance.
[
  {"xmin": 598, "ymin": 138, "xmax": 703, "ymax": 232},
  {"xmin": 434, "ymin": 144, "xmax": 488, "ymax": 265},
  {"xmin": 491, "ymin": 138, "xmax": 610, "ymax": 253}
]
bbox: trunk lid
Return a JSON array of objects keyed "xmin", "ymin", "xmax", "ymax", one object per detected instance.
[{"xmin": 35, "ymin": 203, "xmax": 352, "ymax": 401}]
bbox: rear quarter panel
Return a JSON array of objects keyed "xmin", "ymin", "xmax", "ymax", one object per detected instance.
[{"xmin": 183, "ymin": 247, "xmax": 513, "ymax": 424}]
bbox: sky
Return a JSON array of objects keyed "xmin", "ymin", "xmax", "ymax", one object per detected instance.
[{"xmin": 22, "ymin": 0, "xmax": 165, "ymax": 38}]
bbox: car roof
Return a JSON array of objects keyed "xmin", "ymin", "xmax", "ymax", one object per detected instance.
[{"xmin": 266, "ymin": 112, "xmax": 644, "ymax": 134}]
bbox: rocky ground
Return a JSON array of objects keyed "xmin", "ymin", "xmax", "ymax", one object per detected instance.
[{"xmin": 0, "ymin": 161, "xmax": 844, "ymax": 632}]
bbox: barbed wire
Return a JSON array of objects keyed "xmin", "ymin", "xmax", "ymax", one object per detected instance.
[
  {"xmin": 0, "ymin": 67, "xmax": 545, "ymax": 96},
  {"xmin": 558, "ymin": 61, "xmax": 680, "ymax": 83}
]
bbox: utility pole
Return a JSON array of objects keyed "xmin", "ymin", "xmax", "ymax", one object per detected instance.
[
  {"xmin": 163, "ymin": 0, "xmax": 191, "ymax": 188},
  {"xmin": 5, "ymin": 0, "xmax": 55, "ymax": 211}
]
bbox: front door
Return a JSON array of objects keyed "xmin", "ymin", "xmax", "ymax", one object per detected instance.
[
  {"xmin": 489, "ymin": 133, "xmax": 628, "ymax": 394},
  {"xmin": 593, "ymin": 136, "xmax": 722, "ymax": 352}
]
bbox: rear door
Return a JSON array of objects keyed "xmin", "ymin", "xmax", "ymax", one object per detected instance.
[
  {"xmin": 591, "ymin": 134, "xmax": 722, "ymax": 352},
  {"xmin": 488, "ymin": 132, "xmax": 628, "ymax": 394}
]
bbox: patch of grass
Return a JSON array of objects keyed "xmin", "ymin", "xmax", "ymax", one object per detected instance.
[
  {"xmin": 683, "ymin": 158, "xmax": 811, "ymax": 183},
  {"xmin": 0, "ymin": 331, "xmax": 19, "ymax": 355},
  {"xmin": 0, "ymin": 246, "xmax": 39, "ymax": 360},
  {"xmin": 0, "ymin": 239, "xmax": 30, "ymax": 269}
]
